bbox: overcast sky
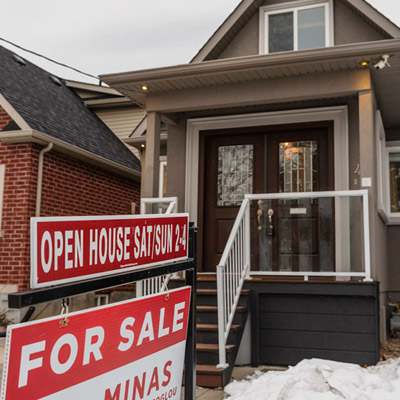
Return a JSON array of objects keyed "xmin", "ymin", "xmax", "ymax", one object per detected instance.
[{"xmin": 1, "ymin": 0, "xmax": 399, "ymax": 84}]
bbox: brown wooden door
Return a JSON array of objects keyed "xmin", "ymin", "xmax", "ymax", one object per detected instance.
[
  {"xmin": 199, "ymin": 122, "xmax": 334, "ymax": 273},
  {"xmin": 200, "ymin": 131, "xmax": 265, "ymax": 272},
  {"xmin": 259, "ymin": 124, "xmax": 335, "ymax": 272}
]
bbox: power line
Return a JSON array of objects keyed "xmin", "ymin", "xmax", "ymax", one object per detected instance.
[{"xmin": 0, "ymin": 37, "xmax": 100, "ymax": 81}]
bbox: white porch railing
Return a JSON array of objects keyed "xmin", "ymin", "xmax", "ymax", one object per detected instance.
[
  {"xmin": 216, "ymin": 189, "xmax": 371, "ymax": 368},
  {"xmin": 136, "ymin": 197, "xmax": 178, "ymax": 298},
  {"xmin": 216, "ymin": 198, "xmax": 251, "ymax": 368}
]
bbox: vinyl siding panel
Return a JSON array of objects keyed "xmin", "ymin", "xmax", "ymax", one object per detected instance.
[{"xmin": 95, "ymin": 107, "xmax": 145, "ymax": 138}]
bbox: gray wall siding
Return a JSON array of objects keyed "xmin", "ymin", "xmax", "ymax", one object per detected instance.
[
  {"xmin": 334, "ymin": 0, "xmax": 386, "ymax": 45},
  {"xmin": 247, "ymin": 282, "xmax": 380, "ymax": 366}
]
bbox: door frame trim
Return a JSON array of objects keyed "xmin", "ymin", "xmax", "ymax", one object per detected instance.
[{"xmin": 186, "ymin": 106, "xmax": 349, "ymax": 223}]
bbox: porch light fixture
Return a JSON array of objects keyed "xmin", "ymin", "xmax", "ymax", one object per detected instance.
[
  {"xmin": 360, "ymin": 61, "xmax": 369, "ymax": 67},
  {"xmin": 140, "ymin": 144, "xmax": 145, "ymax": 148},
  {"xmin": 141, "ymin": 85, "xmax": 149, "ymax": 92}
]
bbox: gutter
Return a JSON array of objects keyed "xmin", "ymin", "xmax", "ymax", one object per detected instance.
[
  {"xmin": 0, "ymin": 130, "xmax": 141, "ymax": 180},
  {"xmin": 36, "ymin": 143, "xmax": 53, "ymax": 217}
]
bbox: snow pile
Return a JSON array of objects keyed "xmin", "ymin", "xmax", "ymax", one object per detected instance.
[{"xmin": 225, "ymin": 358, "xmax": 400, "ymax": 400}]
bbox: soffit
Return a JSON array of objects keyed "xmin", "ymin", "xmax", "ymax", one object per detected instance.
[{"xmin": 101, "ymin": 40, "xmax": 400, "ymax": 121}]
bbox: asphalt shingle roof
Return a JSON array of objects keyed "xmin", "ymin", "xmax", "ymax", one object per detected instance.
[{"xmin": 0, "ymin": 45, "xmax": 141, "ymax": 173}]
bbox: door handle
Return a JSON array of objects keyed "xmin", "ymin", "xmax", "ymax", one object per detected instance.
[
  {"xmin": 257, "ymin": 209, "xmax": 263, "ymax": 231},
  {"xmin": 267, "ymin": 209, "xmax": 274, "ymax": 237}
]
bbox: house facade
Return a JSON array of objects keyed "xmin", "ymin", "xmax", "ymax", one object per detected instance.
[
  {"xmin": 0, "ymin": 46, "xmax": 141, "ymax": 323},
  {"xmin": 101, "ymin": 0, "xmax": 400, "ymax": 385}
]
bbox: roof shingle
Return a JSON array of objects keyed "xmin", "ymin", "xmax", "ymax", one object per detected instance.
[{"xmin": 0, "ymin": 45, "xmax": 141, "ymax": 173}]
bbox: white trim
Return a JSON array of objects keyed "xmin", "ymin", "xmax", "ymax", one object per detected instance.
[
  {"xmin": 186, "ymin": 106, "xmax": 349, "ymax": 224},
  {"xmin": 0, "ymin": 165, "xmax": 5, "ymax": 238},
  {"xmin": 259, "ymin": 0, "xmax": 332, "ymax": 54},
  {"xmin": 0, "ymin": 93, "xmax": 31, "ymax": 130},
  {"xmin": 376, "ymin": 110, "xmax": 388, "ymax": 222},
  {"xmin": 159, "ymin": 160, "xmax": 167, "ymax": 198}
]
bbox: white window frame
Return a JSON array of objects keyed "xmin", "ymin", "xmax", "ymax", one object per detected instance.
[
  {"xmin": 0, "ymin": 165, "xmax": 5, "ymax": 237},
  {"xmin": 384, "ymin": 142, "xmax": 400, "ymax": 225},
  {"xmin": 95, "ymin": 294, "xmax": 109, "ymax": 307},
  {"xmin": 259, "ymin": 0, "xmax": 334, "ymax": 54}
]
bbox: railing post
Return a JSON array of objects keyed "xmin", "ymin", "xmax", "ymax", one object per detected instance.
[
  {"xmin": 362, "ymin": 191, "xmax": 372, "ymax": 282},
  {"xmin": 244, "ymin": 200, "xmax": 251, "ymax": 279},
  {"xmin": 216, "ymin": 264, "xmax": 228, "ymax": 368}
]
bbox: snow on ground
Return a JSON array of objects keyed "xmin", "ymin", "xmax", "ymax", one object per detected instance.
[{"xmin": 225, "ymin": 358, "xmax": 400, "ymax": 400}]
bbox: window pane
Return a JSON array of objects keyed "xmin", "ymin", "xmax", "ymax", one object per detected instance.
[
  {"xmin": 279, "ymin": 141, "xmax": 318, "ymax": 193},
  {"xmin": 269, "ymin": 12, "xmax": 294, "ymax": 53},
  {"xmin": 298, "ymin": 6, "xmax": 326, "ymax": 50},
  {"xmin": 217, "ymin": 145, "xmax": 253, "ymax": 206},
  {"xmin": 389, "ymin": 153, "xmax": 400, "ymax": 212}
]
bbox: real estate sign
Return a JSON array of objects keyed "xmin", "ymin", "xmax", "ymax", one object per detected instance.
[
  {"xmin": 30, "ymin": 214, "xmax": 189, "ymax": 288},
  {"xmin": 1, "ymin": 286, "xmax": 191, "ymax": 400}
]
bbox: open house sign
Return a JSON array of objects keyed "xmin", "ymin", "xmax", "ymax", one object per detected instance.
[{"xmin": 30, "ymin": 214, "xmax": 189, "ymax": 288}]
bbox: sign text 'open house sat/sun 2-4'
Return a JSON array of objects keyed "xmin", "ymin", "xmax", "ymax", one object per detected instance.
[{"xmin": 30, "ymin": 214, "xmax": 189, "ymax": 288}]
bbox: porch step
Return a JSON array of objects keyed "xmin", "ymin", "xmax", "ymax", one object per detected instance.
[
  {"xmin": 186, "ymin": 364, "xmax": 229, "ymax": 389},
  {"xmin": 196, "ymin": 323, "xmax": 243, "ymax": 345},
  {"xmin": 196, "ymin": 305, "xmax": 248, "ymax": 325},
  {"xmin": 196, "ymin": 343, "xmax": 236, "ymax": 366}
]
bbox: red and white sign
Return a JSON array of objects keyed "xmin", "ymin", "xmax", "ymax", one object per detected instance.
[
  {"xmin": 31, "ymin": 214, "xmax": 189, "ymax": 288},
  {"xmin": 1, "ymin": 287, "xmax": 191, "ymax": 400}
]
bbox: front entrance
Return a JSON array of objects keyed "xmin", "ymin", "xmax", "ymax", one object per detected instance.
[{"xmin": 199, "ymin": 122, "xmax": 334, "ymax": 273}]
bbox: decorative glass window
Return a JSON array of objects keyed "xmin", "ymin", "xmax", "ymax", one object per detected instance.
[
  {"xmin": 279, "ymin": 141, "xmax": 318, "ymax": 192},
  {"xmin": 0, "ymin": 165, "xmax": 4, "ymax": 237},
  {"xmin": 217, "ymin": 145, "xmax": 253, "ymax": 206},
  {"xmin": 260, "ymin": 1, "xmax": 331, "ymax": 54}
]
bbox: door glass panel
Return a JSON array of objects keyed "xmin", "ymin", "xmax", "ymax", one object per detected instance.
[
  {"xmin": 298, "ymin": 6, "xmax": 326, "ymax": 50},
  {"xmin": 279, "ymin": 141, "xmax": 318, "ymax": 193},
  {"xmin": 268, "ymin": 12, "xmax": 294, "ymax": 53},
  {"xmin": 217, "ymin": 145, "xmax": 253, "ymax": 206}
]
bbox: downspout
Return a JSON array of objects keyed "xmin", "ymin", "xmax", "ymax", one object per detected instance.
[{"xmin": 35, "ymin": 143, "xmax": 53, "ymax": 217}]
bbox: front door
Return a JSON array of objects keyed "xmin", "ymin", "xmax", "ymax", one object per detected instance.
[{"xmin": 200, "ymin": 122, "xmax": 334, "ymax": 273}]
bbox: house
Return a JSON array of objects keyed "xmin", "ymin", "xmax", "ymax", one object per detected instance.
[
  {"xmin": 101, "ymin": 0, "xmax": 400, "ymax": 387},
  {"xmin": 0, "ymin": 45, "xmax": 141, "ymax": 322}
]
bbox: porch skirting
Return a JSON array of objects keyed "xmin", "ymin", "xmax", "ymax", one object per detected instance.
[{"xmin": 245, "ymin": 280, "xmax": 379, "ymax": 367}]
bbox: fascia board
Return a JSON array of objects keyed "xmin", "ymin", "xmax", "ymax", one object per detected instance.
[
  {"xmin": 64, "ymin": 80, "xmax": 121, "ymax": 95},
  {"xmin": 102, "ymin": 39, "xmax": 400, "ymax": 86},
  {"xmin": 0, "ymin": 92, "xmax": 31, "ymax": 130},
  {"xmin": 0, "ymin": 130, "xmax": 141, "ymax": 180}
]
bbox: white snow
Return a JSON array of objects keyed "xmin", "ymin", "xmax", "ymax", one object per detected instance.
[{"xmin": 225, "ymin": 358, "xmax": 400, "ymax": 400}]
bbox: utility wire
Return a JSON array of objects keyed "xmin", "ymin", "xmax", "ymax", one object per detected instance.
[{"xmin": 0, "ymin": 37, "xmax": 100, "ymax": 82}]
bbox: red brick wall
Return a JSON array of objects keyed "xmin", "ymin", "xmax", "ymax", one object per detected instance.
[
  {"xmin": 0, "ymin": 139, "xmax": 140, "ymax": 291},
  {"xmin": 0, "ymin": 106, "xmax": 12, "ymax": 130},
  {"xmin": 0, "ymin": 142, "xmax": 38, "ymax": 291}
]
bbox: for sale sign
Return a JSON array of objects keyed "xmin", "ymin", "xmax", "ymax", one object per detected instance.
[
  {"xmin": 1, "ymin": 287, "xmax": 191, "ymax": 400},
  {"xmin": 31, "ymin": 214, "xmax": 189, "ymax": 288}
]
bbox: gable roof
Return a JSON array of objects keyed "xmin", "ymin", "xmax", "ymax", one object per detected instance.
[
  {"xmin": 0, "ymin": 45, "xmax": 141, "ymax": 175},
  {"xmin": 191, "ymin": 0, "xmax": 400, "ymax": 63}
]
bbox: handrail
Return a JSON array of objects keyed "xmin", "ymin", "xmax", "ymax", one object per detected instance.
[
  {"xmin": 217, "ymin": 198, "xmax": 250, "ymax": 368},
  {"xmin": 216, "ymin": 189, "xmax": 371, "ymax": 368},
  {"xmin": 137, "ymin": 197, "xmax": 178, "ymax": 297}
]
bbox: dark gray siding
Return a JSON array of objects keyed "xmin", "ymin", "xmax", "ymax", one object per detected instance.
[{"xmin": 246, "ymin": 281, "xmax": 379, "ymax": 366}]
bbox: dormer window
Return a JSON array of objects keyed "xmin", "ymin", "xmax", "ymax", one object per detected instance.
[{"xmin": 260, "ymin": 0, "xmax": 333, "ymax": 54}]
